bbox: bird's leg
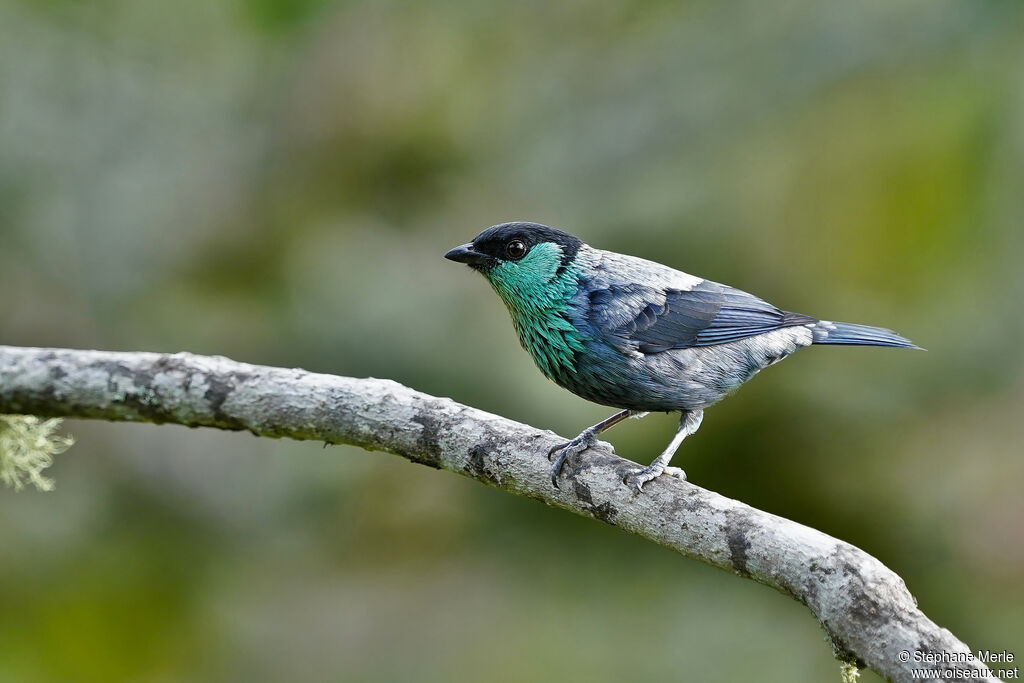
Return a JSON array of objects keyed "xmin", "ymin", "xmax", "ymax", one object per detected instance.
[
  {"xmin": 548, "ymin": 409, "xmax": 638, "ymax": 488},
  {"xmin": 624, "ymin": 409, "xmax": 704, "ymax": 492}
]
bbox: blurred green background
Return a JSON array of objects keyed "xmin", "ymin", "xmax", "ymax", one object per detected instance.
[{"xmin": 1, "ymin": 0, "xmax": 1022, "ymax": 680}]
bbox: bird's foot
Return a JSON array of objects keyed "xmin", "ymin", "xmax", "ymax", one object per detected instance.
[
  {"xmin": 548, "ymin": 430, "xmax": 599, "ymax": 489},
  {"xmin": 624, "ymin": 464, "xmax": 686, "ymax": 492}
]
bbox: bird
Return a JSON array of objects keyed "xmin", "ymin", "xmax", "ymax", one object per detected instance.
[{"xmin": 445, "ymin": 222, "xmax": 920, "ymax": 492}]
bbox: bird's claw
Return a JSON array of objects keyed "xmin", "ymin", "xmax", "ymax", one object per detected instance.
[
  {"xmin": 548, "ymin": 432, "xmax": 598, "ymax": 489},
  {"xmin": 663, "ymin": 466, "xmax": 686, "ymax": 480},
  {"xmin": 547, "ymin": 442, "xmax": 570, "ymax": 461},
  {"xmin": 624, "ymin": 464, "xmax": 686, "ymax": 492}
]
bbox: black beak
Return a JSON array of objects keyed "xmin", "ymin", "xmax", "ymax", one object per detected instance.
[{"xmin": 444, "ymin": 243, "xmax": 494, "ymax": 267}]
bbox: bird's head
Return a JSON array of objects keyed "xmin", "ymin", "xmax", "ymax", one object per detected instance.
[{"xmin": 445, "ymin": 222, "xmax": 584, "ymax": 309}]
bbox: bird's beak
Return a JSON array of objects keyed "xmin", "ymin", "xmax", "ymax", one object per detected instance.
[{"xmin": 444, "ymin": 243, "xmax": 494, "ymax": 268}]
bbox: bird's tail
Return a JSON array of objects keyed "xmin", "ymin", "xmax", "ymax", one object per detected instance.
[{"xmin": 810, "ymin": 320, "xmax": 922, "ymax": 350}]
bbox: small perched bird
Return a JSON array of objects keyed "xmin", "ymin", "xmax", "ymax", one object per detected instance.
[{"xmin": 446, "ymin": 222, "xmax": 919, "ymax": 491}]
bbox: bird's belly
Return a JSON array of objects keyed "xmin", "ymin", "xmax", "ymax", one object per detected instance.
[
  {"xmin": 558, "ymin": 328, "xmax": 812, "ymax": 412},
  {"xmin": 559, "ymin": 350, "xmax": 712, "ymax": 412}
]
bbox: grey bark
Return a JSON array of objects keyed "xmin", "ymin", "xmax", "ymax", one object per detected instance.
[{"xmin": 0, "ymin": 345, "xmax": 996, "ymax": 683}]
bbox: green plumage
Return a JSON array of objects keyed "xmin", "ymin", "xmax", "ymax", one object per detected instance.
[{"xmin": 482, "ymin": 243, "xmax": 587, "ymax": 380}]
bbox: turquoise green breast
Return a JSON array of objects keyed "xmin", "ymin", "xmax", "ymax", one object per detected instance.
[{"xmin": 484, "ymin": 244, "xmax": 587, "ymax": 381}]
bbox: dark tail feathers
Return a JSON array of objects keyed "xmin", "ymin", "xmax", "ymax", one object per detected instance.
[{"xmin": 811, "ymin": 321, "xmax": 922, "ymax": 350}]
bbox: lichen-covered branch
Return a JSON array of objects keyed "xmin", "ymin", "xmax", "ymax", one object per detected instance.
[{"xmin": 0, "ymin": 345, "xmax": 994, "ymax": 683}]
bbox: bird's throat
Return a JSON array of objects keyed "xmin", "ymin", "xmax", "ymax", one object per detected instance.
[
  {"xmin": 509, "ymin": 309, "xmax": 585, "ymax": 380},
  {"xmin": 484, "ymin": 258, "xmax": 586, "ymax": 381}
]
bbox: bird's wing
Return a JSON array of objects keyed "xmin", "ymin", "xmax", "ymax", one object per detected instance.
[{"xmin": 587, "ymin": 280, "xmax": 817, "ymax": 354}]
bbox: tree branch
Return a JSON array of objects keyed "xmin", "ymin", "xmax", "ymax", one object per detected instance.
[{"xmin": 0, "ymin": 345, "xmax": 994, "ymax": 682}]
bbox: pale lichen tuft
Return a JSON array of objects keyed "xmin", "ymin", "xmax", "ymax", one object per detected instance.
[
  {"xmin": 0, "ymin": 415, "xmax": 74, "ymax": 491},
  {"xmin": 839, "ymin": 662, "xmax": 860, "ymax": 683}
]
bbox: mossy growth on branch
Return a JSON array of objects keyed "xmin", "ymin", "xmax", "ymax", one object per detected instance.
[{"xmin": 0, "ymin": 415, "xmax": 73, "ymax": 491}]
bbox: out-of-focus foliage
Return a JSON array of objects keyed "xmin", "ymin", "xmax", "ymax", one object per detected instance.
[{"xmin": 1, "ymin": 0, "xmax": 1021, "ymax": 680}]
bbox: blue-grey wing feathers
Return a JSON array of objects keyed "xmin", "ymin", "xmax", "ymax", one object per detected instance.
[
  {"xmin": 586, "ymin": 277, "xmax": 918, "ymax": 353},
  {"xmin": 590, "ymin": 280, "xmax": 817, "ymax": 353}
]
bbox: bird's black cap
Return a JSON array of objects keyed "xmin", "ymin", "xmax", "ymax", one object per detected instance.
[{"xmin": 446, "ymin": 222, "xmax": 583, "ymax": 270}]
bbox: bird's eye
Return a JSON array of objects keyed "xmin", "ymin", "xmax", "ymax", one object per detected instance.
[{"xmin": 505, "ymin": 240, "xmax": 527, "ymax": 260}]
